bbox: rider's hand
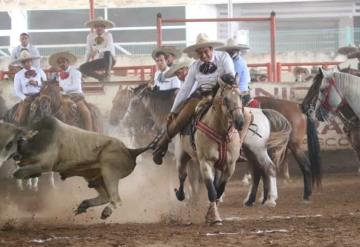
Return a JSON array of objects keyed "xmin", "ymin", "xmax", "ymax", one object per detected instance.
[{"xmin": 167, "ymin": 112, "xmax": 177, "ymax": 123}]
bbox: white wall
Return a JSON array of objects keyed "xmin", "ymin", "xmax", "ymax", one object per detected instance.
[{"xmin": 185, "ymin": 4, "xmax": 218, "ymax": 45}]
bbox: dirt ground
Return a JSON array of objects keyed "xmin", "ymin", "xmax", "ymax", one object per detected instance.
[{"xmin": 0, "ymin": 157, "xmax": 360, "ymax": 247}]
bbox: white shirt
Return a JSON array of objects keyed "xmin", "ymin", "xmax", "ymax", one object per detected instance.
[
  {"xmin": 170, "ymin": 51, "xmax": 235, "ymax": 113},
  {"xmin": 11, "ymin": 44, "xmax": 41, "ymax": 68},
  {"xmin": 85, "ymin": 31, "xmax": 115, "ymax": 61},
  {"xmin": 154, "ymin": 67, "xmax": 181, "ymax": 91},
  {"xmin": 14, "ymin": 67, "xmax": 47, "ymax": 101},
  {"xmin": 57, "ymin": 66, "xmax": 83, "ymax": 95}
]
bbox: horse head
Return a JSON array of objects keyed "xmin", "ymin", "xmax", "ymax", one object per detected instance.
[
  {"xmin": 215, "ymin": 74, "xmax": 244, "ymax": 130},
  {"xmin": 313, "ymin": 68, "xmax": 342, "ymax": 121},
  {"xmin": 38, "ymin": 80, "xmax": 62, "ymax": 117}
]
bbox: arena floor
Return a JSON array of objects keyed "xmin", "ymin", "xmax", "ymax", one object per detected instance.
[{"xmin": 0, "ymin": 157, "xmax": 359, "ymax": 247}]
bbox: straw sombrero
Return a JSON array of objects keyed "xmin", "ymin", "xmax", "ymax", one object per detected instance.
[
  {"xmin": 85, "ymin": 16, "xmax": 114, "ymax": 29},
  {"xmin": 216, "ymin": 38, "xmax": 249, "ymax": 52},
  {"xmin": 164, "ymin": 55, "xmax": 194, "ymax": 78},
  {"xmin": 152, "ymin": 45, "xmax": 182, "ymax": 60},
  {"xmin": 183, "ymin": 33, "xmax": 224, "ymax": 58},
  {"xmin": 12, "ymin": 50, "xmax": 40, "ymax": 64},
  {"xmin": 48, "ymin": 51, "xmax": 77, "ymax": 67}
]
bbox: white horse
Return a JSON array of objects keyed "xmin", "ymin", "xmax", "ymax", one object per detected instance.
[
  {"xmin": 174, "ymin": 75, "xmax": 291, "ymax": 225},
  {"xmin": 312, "ymin": 69, "xmax": 360, "ymax": 175}
]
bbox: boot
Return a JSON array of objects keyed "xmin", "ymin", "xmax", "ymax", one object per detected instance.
[
  {"xmin": 77, "ymin": 100, "xmax": 93, "ymax": 131},
  {"xmin": 237, "ymin": 108, "xmax": 253, "ymax": 162},
  {"xmin": 14, "ymin": 100, "xmax": 31, "ymax": 125}
]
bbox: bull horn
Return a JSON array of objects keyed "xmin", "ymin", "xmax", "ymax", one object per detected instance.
[{"xmin": 25, "ymin": 130, "xmax": 39, "ymax": 140}]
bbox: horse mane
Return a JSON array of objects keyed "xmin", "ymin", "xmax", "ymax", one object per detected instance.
[
  {"xmin": 301, "ymin": 71, "xmax": 323, "ymax": 113},
  {"xmin": 333, "ymin": 71, "xmax": 360, "ymax": 119},
  {"xmin": 220, "ymin": 73, "xmax": 237, "ymax": 86},
  {"xmin": 132, "ymin": 83, "xmax": 148, "ymax": 95}
]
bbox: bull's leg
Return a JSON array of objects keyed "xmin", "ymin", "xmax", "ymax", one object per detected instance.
[
  {"xmin": 175, "ymin": 151, "xmax": 191, "ymax": 201},
  {"xmin": 13, "ymin": 165, "xmax": 42, "ymax": 180},
  {"xmin": 75, "ymin": 182, "xmax": 108, "ymax": 215},
  {"xmin": 200, "ymin": 160, "xmax": 222, "ymax": 225},
  {"xmin": 101, "ymin": 167, "xmax": 122, "ymax": 220}
]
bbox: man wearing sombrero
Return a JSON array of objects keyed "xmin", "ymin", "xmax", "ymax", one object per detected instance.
[
  {"xmin": 13, "ymin": 50, "xmax": 47, "ymax": 125},
  {"xmin": 151, "ymin": 48, "xmax": 181, "ymax": 92},
  {"xmin": 153, "ymin": 45, "xmax": 182, "ymax": 67},
  {"xmin": 164, "ymin": 55, "xmax": 194, "ymax": 83},
  {"xmin": 80, "ymin": 16, "xmax": 115, "ymax": 81},
  {"xmin": 152, "ymin": 33, "xmax": 235, "ymax": 164},
  {"xmin": 217, "ymin": 38, "xmax": 252, "ymax": 161},
  {"xmin": 49, "ymin": 51, "xmax": 93, "ymax": 130}
]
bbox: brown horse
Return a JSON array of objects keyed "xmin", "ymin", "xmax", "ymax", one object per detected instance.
[
  {"xmin": 5, "ymin": 80, "xmax": 103, "ymax": 132},
  {"xmin": 109, "ymin": 85, "xmax": 133, "ymax": 126},
  {"xmin": 254, "ymin": 96, "xmax": 322, "ymax": 201}
]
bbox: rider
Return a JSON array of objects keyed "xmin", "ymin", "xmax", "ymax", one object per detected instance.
[
  {"xmin": 48, "ymin": 51, "xmax": 93, "ymax": 130},
  {"xmin": 216, "ymin": 38, "xmax": 253, "ymax": 160},
  {"xmin": 152, "ymin": 45, "xmax": 181, "ymax": 67},
  {"xmin": 151, "ymin": 48, "xmax": 181, "ymax": 92},
  {"xmin": 10, "ymin": 33, "xmax": 41, "ymax": 69},
  {"xmin": 164, "ymin": 55, "xmax": 194, "ymax": 83},
  {"xmin": 13, "ymin": 50, "xmax": 46, "ymax": 125},
  {"xmin": 80, "ymin": 17, "xmax": 115, "ymax": 82},
  {"xmin": 152, "ymin": 33, "xmax": 235, "ymax": 164}
]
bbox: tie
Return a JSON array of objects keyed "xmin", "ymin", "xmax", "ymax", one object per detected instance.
[
  {"xmin": 59, "ymin": 71, "xmax": 70, "ymax": 80},
  {"xmin": 157, "ymin": 72, "xmax": 163, "ymax": 83},
  {"xmin": 25, "ymin": 69, "xmax": 37, "ymax": 79}
]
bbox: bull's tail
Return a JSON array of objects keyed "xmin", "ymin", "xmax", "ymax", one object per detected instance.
[
  {"xmin": 306, "ymin": 114, "xmax": 322, "ymax": 187},
  {"xmin": 128, "ymin": 138, "xmax": 157, "ymax": 159},
  {"xmin": 262, "ymin": 109, "xmax": 292, "ymax": 169}
]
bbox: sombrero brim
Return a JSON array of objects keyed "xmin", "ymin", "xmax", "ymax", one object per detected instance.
[
  {"xmin": 337, "ymin": 46, "xmax": 358, "ymax": 55},
  {"xmin": 347, "ymin": 51, "xmax": 360, "ymax": 59},
  {"xmin": 12, "ymin": 56, "xmax": 41, "ymax": 64},
  {"xmin": 216, "ymin": 44, "xmax": 250, "ymax": 51},
  {"xmin": 49, "ymin": 52, "xmax": 77, "ymax": 67},
  {"xmin": 164, "ymin": 60, "xmax": 193, "ymax": 78},
  {"xmin": 85, "ymin": 19, "xmax": 114, "ymax": 28},
  {"xmin": 152, "ymin": 47, "xmax": 182, "ymax": 60},
  {"xmin": 183, "ymin": 41, "xmax": 224, "ymax": 56}
]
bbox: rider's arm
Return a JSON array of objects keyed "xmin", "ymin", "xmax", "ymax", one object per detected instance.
[
  {"xmin": 234, "ymin": 57, "xmax": 251, "ymax": 92},
  {"xmin": 170, "ymin": 63, "xmax": 197, "ymax": 113},
  {"xmin": 14, "ymin": 74, "xmax": 26, "ymax": 101},
  {"xmin": 104, "ymin": 32, "xmax": 115, "ymax": 56},
  {"xmin": 67, "ymin": 69, "xmax": 82, "ymax": 92},
  {"xmin": 10, "ymin": 47, "xmax": 18, "ymax": 63},
  {"xmin": 31, "ymin": 46, "xmax": 41, "ymax": 68}
]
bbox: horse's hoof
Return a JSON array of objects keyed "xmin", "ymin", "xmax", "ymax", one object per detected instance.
[
  {"xmin": 210, "ymin": 220, "xmax": 223, "ymax": 226},
  {"xmin": 174, "ymin": 188, "xmax": 185, "ymax": 201},
  {"xmin": 152, "ymin": 155, "xmax": 163, "ymax": 165},
  {"xmin": 303, "ymin": 199, "xmax": 312, "ymax": 204},
  {"xmin": 244, "ymin": 201, "xmax": 254, "ymax": 207},
  {"xmin": 74, "ymin": 201, "xmax": 89, "ymax": 215},
  {"xmin": 263, "ymin": 200, "xmax": 277, "ymax": 208},
  {"xmin": 88, "ymin": 180, "xmax": 101, "ymax": 188},
  {"xmin": 101, "ymin": 206, "xmax": 112, "ymax": 220}
]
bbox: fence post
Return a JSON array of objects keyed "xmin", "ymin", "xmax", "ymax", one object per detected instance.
[
  {"xmin": 276, "ymin": 62, "xmax": 282, "ymax": 82},
  {"xmin": 270, "ymin": 11, "xmax": 277, "ymax": 82},
  {"xmin": 156, "ymin": 13, "xmax": 163, "ymax": 47}
]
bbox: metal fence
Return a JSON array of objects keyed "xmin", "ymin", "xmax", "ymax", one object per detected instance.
[{"xmin": 0, "ymin": 27, "xmax": 359, "ymax": 57}]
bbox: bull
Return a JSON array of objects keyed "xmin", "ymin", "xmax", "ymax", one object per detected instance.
[{"xmin": 0, "ymin": 116, "xmax": 154, "ymax": 219}]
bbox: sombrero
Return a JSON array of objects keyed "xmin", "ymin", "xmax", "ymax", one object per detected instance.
[
  {"xmin": 48, "ymin": 51, "xmax": 77, "ymax": 67},
  {"xmin": 11, "ymin": 50, "xmax": 40, "ymax": 64},
  {"xmin": 152, "ymin": 45, "xmax": 182, "ymax": 60},
  {"xmin": 216, "ymin": 38, "xmax": 250, "ymax": 52},
  {"xmin": 164, "ymin": 55, "xmax": 194, "ymax": 78},
  {"xmin": 85, "ymin": 16, "xmax": 114, "ymax": 29},
  {"xmin": 337, "ymin": 44, "xmax": 358, "ymax": 55},
  {"xmin": 183, "ymin": 33, "xmax": 224, "ymax": 58}
]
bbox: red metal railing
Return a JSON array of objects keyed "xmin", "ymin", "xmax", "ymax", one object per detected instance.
[
  {"xmin": 276, "ymin": 61, "xmax": 343, "ymax": 82},
  {"xmin": 156, "ymin": 12, "xmax": 277, "ymax": 81}
]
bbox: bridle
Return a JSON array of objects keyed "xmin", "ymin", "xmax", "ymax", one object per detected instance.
[
  {"xmin": 317, "ymin": 77, "xmax": 347, "ymax": 113},
  {"xmin": 214, "ymin": 84, "xmax": 243, "ymax": 116}
]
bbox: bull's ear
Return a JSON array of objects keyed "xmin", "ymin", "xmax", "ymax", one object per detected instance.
[{"xmin": 24, "ymin": 130, "xmax": 39, "ymax": 140}]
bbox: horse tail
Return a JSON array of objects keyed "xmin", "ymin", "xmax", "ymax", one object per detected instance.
[
  {"xmin": 306, "ymin": 114, "xmax": 322, "ymax": 187},
  {"xmin": 262, "ymin": 109, "xmax": 292, "ymax": 169}
]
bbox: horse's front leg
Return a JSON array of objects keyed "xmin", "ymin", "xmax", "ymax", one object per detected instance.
[
  {"xmin": 214, "ymin": 161, "xmax": 236, "ymax": 202},
  {"xmin": 200, "ymin": 159, "xmax": 222, "ymax": 225},
  {"xmin": 175, "ymin": 151, "xmax": 191, "ymax": 201}
]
